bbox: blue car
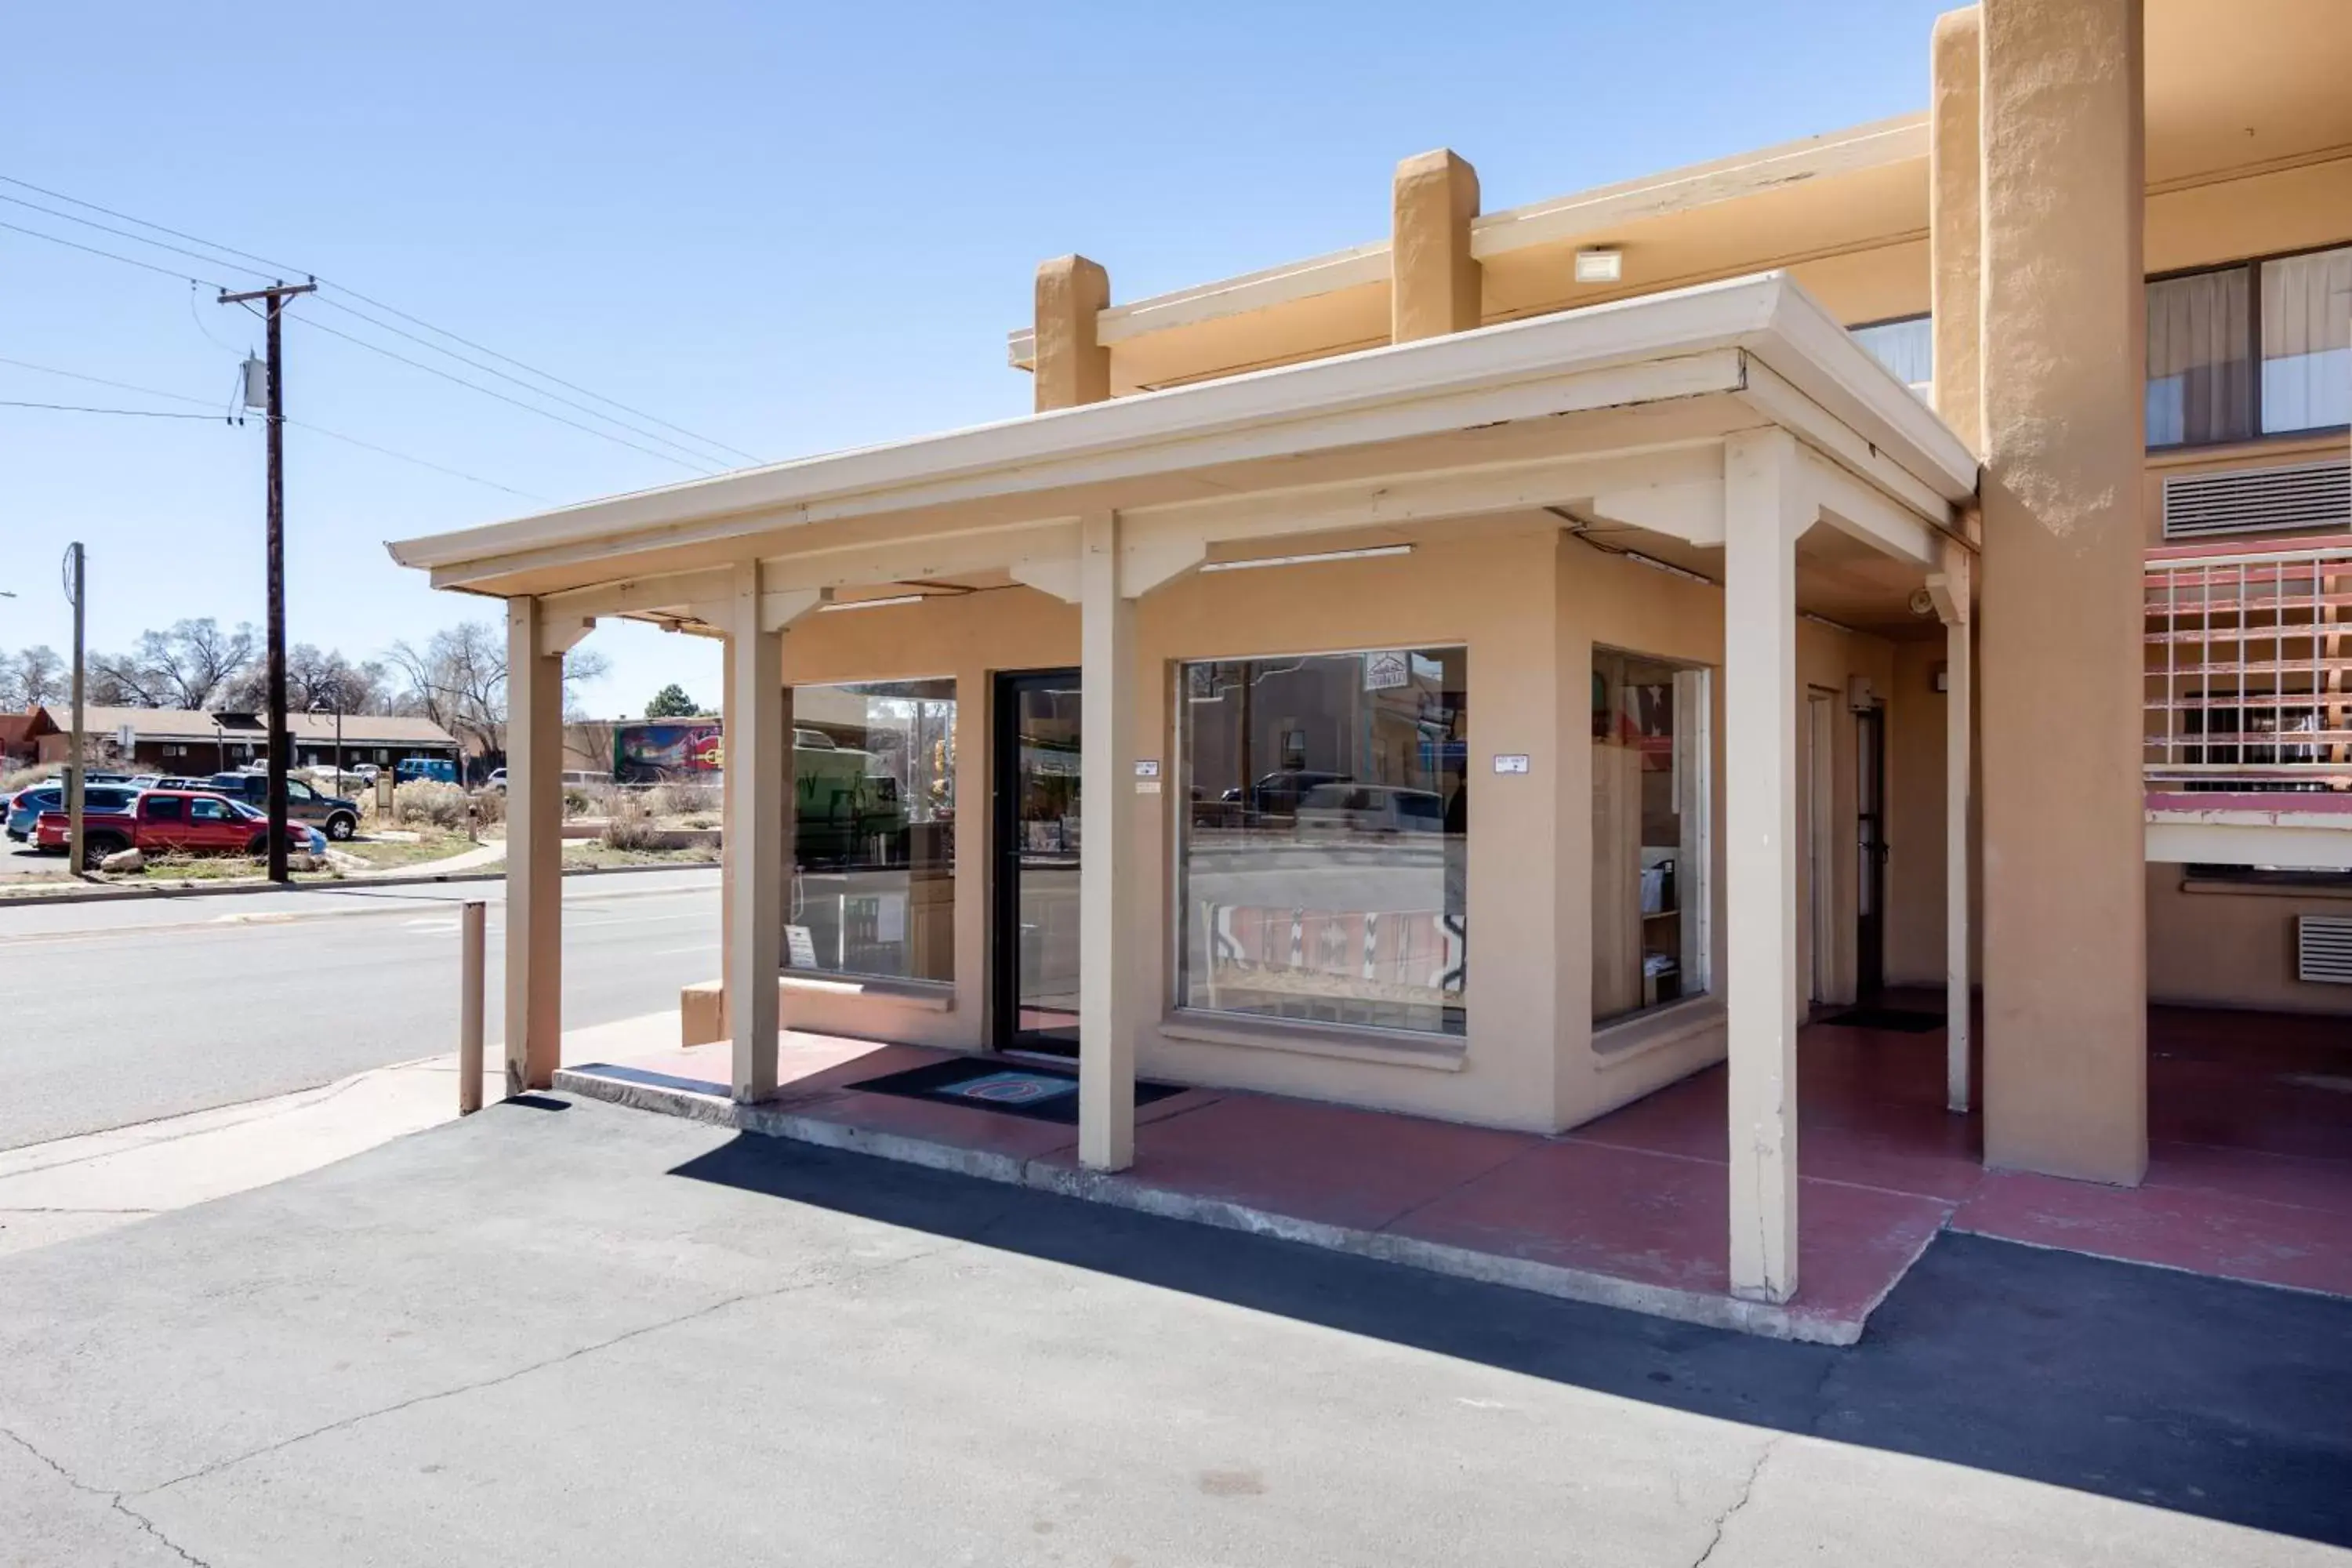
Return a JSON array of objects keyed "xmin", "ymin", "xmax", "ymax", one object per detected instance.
[{"xmin": 6, "ymin": 782, "xmax": 140, "ymax": 845}]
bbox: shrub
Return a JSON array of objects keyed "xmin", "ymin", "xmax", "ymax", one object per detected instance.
[
  {"xmin": 2, "ymin": 762, "xmax": 60, "ymax": 795},
  {"xmin": 600, "ymin": 789, "xmax": 667, "ymax": 851},
  {"xmin": 391, "ymin": 779, "xmax": 471, "ymax": 830},
  {"xmin": 470, "ymin": 786, "xmax": 506, "ymax": 827},
  {"xmin": 649, "ymin": 779, "xmax": 717, "ymax": 818}
]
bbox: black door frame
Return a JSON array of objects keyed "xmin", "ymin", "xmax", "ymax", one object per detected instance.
[
  {"xmin": 992, "ymin": 667, "xmax": 1082, "ymax": 1054},
  {"xmin": 1855, "ymin": 702, "xmax": 1889, "ymax": 996}
]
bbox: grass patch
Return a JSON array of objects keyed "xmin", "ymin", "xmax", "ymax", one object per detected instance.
[{"xmin": 335, "ymin": 829, "xmax": 479, "ymax": 869}]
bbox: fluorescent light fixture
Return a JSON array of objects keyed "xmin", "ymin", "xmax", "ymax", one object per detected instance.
[
  {"xmin": 1802, "ymin": 612, "xmax": 1860, "ymax": 635},
  {"xmin": 1198, "ymin": 544, "xmax": 1414, "ymax": 574},
  {"xmin": 1573, "ymin": 247, "xmax": 1623, "ymax": 285},
  {"xmin": 1618, "ymin": 550, "xmax": 1714, "ymax": 586},
  {"xmin": 819, "ymin": 593, "xmax": 927, "ymax": 612}
]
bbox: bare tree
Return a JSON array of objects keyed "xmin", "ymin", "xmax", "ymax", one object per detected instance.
[
  {"xmin": 0, "ymin": 645, "xmax": 66, "ymax": 710},
  {"xmin": 221, "ymin": 644, "xmax": 395, "ymax": 716},
  {"xmin": 386, "ymin": 619, "xmax": 607, "ymax": 759},
  {"xmin": 89, "ymin": 619, "xmax": 256, "ymax": 710}
]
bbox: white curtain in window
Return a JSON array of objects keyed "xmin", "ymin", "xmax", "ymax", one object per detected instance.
[
  {"xmin": 1849, "ymin": 317, "xmax": 1933, "ymax": 392},
  {"xmin": 2146, "ymin": 268, "xmax": 2250, "ymax": 446},
  {"xmin": 2260, "ymin": 246, "xmax": 2352, "ymax": 434}
]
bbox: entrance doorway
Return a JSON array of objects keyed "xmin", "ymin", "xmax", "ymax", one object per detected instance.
[
  {"xmin": 1807, "ymin": 690, "xmax": 1838, "ymax": 1008},
  {"xmin": 993, "ymin": 670, "xmax": 1083, "ymax": 1054},
  {"xmin": 1855, "ymin": 702, "xmax": 1887, "ymax": 996}
]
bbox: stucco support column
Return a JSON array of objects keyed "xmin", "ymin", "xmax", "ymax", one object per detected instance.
[
  {"xmin": 726, "ymin": 563, "xmax": 786, "ymax": 1104},
  {"xmin": 1391, "ymin": 150, "xmax": 1481, "ymax": 342},
  {"xmin": 503, "ymin": 597, "xmax": 572, "ymax": 1094},
  {"xmin": 1929, "ymin": 6, "xmax": 1984, "ymax": 452},
  {"xmin": 1034, "ymin": 255, "xmax": 1111, "ymax": 413},
  {"xmin": 714, "ymin": 633, "xmax": 737, "ymax": 1043},
  {"xmin": 1978, "ymin": 0, "xmax": 2147, "ymax": 1184},
  {"xmin": 1077, "ymin": 510, "xmax": 1139, "ymax": 1171},
  {"xmin": 1723, "ymin": 430, "xmax": 1807, "ymax": 1305},
  {"xmin": 1929, "ymin": 545, "xmax": 1974, "ymax": 1112}
]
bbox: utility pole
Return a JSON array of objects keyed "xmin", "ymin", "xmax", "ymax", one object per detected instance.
[
  {"xmin": 61, "ymin": 543, "xmax": 85, "ymax": 875},
  {"xmin": 220, "ymin": 278, "xmax": 316, "ymax": 882}
]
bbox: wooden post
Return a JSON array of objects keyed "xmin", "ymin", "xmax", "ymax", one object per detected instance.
[
  {"xmin": 1077, "ymin": 511, "xmax": 1139, "ymax": 1171},
  {"xmin": 1724, "ymin": 430, "xmax": 1807, "ymax": 1305},
  {"xmin": 459, "ymin": 898, "xmax": 485, "ymax": 1114}
]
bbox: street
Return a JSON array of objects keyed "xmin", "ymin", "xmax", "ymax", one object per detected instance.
[
  {"xmin": 0, "ymin": 868, "xmax": 719, "ymax": 1151},
  {"xmin": 2, "ymin": 1098, "xmax": 2346, "ymax": 1566}
]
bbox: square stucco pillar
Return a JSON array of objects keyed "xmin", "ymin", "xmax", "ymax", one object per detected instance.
[
  {"xmin": 1034, "ymin": 255, "xmax": 1111, "ymax": 413},
  {"xmin": 1978, "ymin": 0, "xmax": 2148, "ymax": 1185},
  {"xmin": 1929, "ymin": 545, "xmax": 1975, "ymax": 1112},
  {"xmin": 727, "ymin": 564, "xmax": 789, "ymax": 1104},
  {"xmin": 1391, "ymin": 150, "xmax": 1482, "ymax": 343},
  {"xmin": 1078, "ymin": 511, "xmax": 1141, "ymax": 1171},
  {"xmin": 503, "ymin": 597, "xmax": 569, "ymax": 1094},
  {"xmin": 1724, "ymin": 430, "xmax": 1808, "ymax": 1305},
  {"xmin": 1929, "ymin": 6, "xmax": 1984, "ymax": 453}
]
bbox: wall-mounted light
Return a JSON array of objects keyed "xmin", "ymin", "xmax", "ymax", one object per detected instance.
[
  {"xmin": 1198, "ymin": 543, "xmax": 1414, "ymax": 574},
  {"xmin": 818, "ymin": 593, "xmax": 928, "ymax": 612},
  {"xmin": 1574, "ymin": 247, "xmax": 1623, "ymax": 285}
]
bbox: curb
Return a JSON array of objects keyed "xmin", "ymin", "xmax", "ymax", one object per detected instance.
[
  {"xmin": 0, "ymin": 855, "xmax": 716, "ymax": 910},
  {"xmin": 550, "ymin": 1065, "xmax": 1862, "ymax": 1347}
]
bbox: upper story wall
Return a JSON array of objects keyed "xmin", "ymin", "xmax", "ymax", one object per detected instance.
[{"xmin": 1014, "ymin": 2, "xmax": 2351, "ymax": 553}]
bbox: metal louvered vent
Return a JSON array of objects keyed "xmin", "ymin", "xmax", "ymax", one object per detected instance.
[
  {"xmin": 2298, "ymin": 916, "xmax": 2352, "ymax": 985},
  {"xmin": 2162, "ymin": 459, "xmax": 2351, "ymax": 540}
]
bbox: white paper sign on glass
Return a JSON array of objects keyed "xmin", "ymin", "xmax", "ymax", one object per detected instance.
[{"xmin": 1492, "ymin": 753, "xmax": 1531, "ymax": 775}]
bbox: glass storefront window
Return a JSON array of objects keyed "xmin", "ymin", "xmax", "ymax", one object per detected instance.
[
  {"xmin": 1178, "ymin": 648, "xmax": 1467, "ymax": 1038},
  {"xmin": 784, "ymin": 679, "xmax": 956, "ymax": 983},
  {"xmin": 1592, "ymin": 648, "xmax": 1710, "ymax": 1027}
]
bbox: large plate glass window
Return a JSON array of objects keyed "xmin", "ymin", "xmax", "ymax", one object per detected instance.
[
  {"xmin": 1592, "ymin": 648, "xmax": 1711, "ymax": 1026},
  {"xmin": 784, "ymin": 679, "xmax": 956, "ymax": 982},
  {"xmin": 2147, "ymin": 245, "xmax": 2351, "ymax": 447},
  {"xmin": 1178, "ymin": 648, "xmax": 1468, "ymax": 1037}
]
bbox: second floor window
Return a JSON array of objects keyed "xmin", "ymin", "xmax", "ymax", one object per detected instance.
[{"xmin": 2147, "ymin": 244, "xmax": 2351, "ymax": 448}]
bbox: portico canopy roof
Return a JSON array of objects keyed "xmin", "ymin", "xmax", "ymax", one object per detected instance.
[{"xmin": 387, "ymin": 272, "xmax": 1978, "ymax": 627}]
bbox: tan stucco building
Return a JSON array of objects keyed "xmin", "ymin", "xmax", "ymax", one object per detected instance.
[{"xmin": 390, "ymin": 0, "xmax": 2350, "ymax": 1310}]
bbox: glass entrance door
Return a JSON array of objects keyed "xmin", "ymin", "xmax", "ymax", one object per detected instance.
[{"xmin": 993, "ymin": 670, "xmax": 1083, "ymax": 1053}]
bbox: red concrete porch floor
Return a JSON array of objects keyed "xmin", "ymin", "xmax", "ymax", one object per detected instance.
[{"xmin": 553, "ymin": 1002, "xmax": 2352, "ymax": 1345}]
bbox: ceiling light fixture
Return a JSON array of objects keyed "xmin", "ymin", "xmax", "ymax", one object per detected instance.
[
  {"xmin": 1574, "ymin": 247, "xmax": 1624, "ymax": 285},
  {"xmin": 1198, "ymin": 543, "xmax": 1414, "ymax": 574},
  {"xmin": 818, "ymin": 593, "xmax": 928, "ymax": 612},
  {"xmin": 1801, "ymin": 612, "xmax": 1860, "ymax": 635}
]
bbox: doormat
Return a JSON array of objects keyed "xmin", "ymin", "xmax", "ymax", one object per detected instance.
[
  {"xmin": 1818, "ymin": 1007, "xmax": 1947, "ymax": 1033},
  {"xmin": 847, "ymin": 1058, "xmax": 1189, "ymax": 1124}
]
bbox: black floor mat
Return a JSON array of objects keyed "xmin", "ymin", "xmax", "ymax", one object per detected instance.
[
  {"xmin": 1818, "ymin": 1006, "xmax": 1947, "ymax": 1033},
  {"xmin": 847, "ymin": 1057, "xmax": 1189, "ymax": 1124}
]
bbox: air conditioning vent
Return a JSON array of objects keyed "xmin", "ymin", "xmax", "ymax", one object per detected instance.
[
  {"xmin": 2162, "ymin": 459, "xmax": 2350, "ymax": 540},
  {"xmin": 2298, "ymin": 915, "xmax": 2352, "ymax": 985}
]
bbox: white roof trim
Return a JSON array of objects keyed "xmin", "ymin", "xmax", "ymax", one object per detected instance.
[
  {"xmin": 1005, "ymin": 114, "xmax": 1928, "ymax": 368},
  {"xmin": 393, "ymin": 271, "xmax": 1976, "ymax": 586}
]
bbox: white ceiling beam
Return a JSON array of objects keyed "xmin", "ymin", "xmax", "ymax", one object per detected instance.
[
  {"xmin": 756, "ymin": 519, "xmax": 1083, "ymax": 595},
  {"xmin": 1798, "ymin": 446, "xmax": 1942, "ymax": 569},
  {"xmin": 1734, "ymin": 354, "xmax": 1958, "ymax": 532},
  {"xmin": 540, "ymin": 566, "xmax": 736, "ymax": 622}
]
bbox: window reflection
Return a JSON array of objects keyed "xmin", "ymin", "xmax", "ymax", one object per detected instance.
[
  {"xmin": 784, "ymin": 680, "xmax": 956, "ymax": 982},
  {"xmin": 1178, "ymin": 648, "xmax": 1467, "ymax": 1037},
  {"xmin": 1592, "ymin": 649, "xmax": 1710, "ymax": 1026}
]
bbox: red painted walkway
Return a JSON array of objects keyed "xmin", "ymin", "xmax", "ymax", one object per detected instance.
[{"xmin": 564, "ymin": 1000, "xmax": 2352, "ymax": 1340}]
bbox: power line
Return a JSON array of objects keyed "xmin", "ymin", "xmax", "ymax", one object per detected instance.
[
  {"xmin": 0, "ymin": 398, "xmax": 227, "ymax": 420},
  {"xmin": 0, "ymin": 216, "xmax": 227, "ymax": 288},
  {"xmin": 0, "ymin": 351, "xmax": 546, "ymax": 500},
  {"xmin": 0, "ymin": 171, "xmax": 767, "ymax": 466},
  {"xmin": 291, "ymin": 311, "xmax": 720, "ymax": 475},
  {"xmin": 0, "ymin": 191, "xmax": 276, "ymax": 287},
  {"xmin": 307, "ymin": 294, "xmax": 750, "ymax": 470}
]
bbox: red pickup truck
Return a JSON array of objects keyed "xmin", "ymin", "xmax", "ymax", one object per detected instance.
[{"xmin": 37, "ymin": 789, "xmax": 318, "ymax": 858}]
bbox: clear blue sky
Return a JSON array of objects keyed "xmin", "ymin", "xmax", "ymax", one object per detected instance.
[{"xmin": 0, "ymin": 0, "xmax": 1951, "ymax": 719}]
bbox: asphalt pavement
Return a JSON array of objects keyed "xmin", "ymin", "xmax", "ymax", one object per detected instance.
[
  {"xmin": 2, "ymin": 1097, "xmax": 2345, "ymax": 1566},
  {"xmin": 0, "ymin": 867, "xmax": 720, "ymax": 1151}
]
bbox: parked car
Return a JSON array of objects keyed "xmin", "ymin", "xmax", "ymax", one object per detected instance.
[
  {"xmin": 395, "ymin": 757, "xmax": 458, "ymax": 785},
  {"xmin": 1219, "ymin": 769, "xmax": 1351, "ymax": 818},
  {"xmin": 7, "ymin": 782, "xmax": 140, "ymax": 845},
  {"xmin": 486, "ymin": 768, "xmax": 506, "ymax": 793},
  {"xmin": 38, "ymin": 790, "xmax": 325, "ymax": 859},
  {"xmin": 1294, "ymin": 783, "xmax": 1448, "ymax": 836},
  {"xmin": 200, "ymin": 771, "xmax": 361, "ymax": 840}
]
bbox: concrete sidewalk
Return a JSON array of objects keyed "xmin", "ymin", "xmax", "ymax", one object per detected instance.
[
  {"xmin": 0, "ymin": 1053, "xmax": 502, "ymax": 1258},
  {"xmin": 2, "ymin": 1098, "xmax": 2344, "ymax": 1564}
]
